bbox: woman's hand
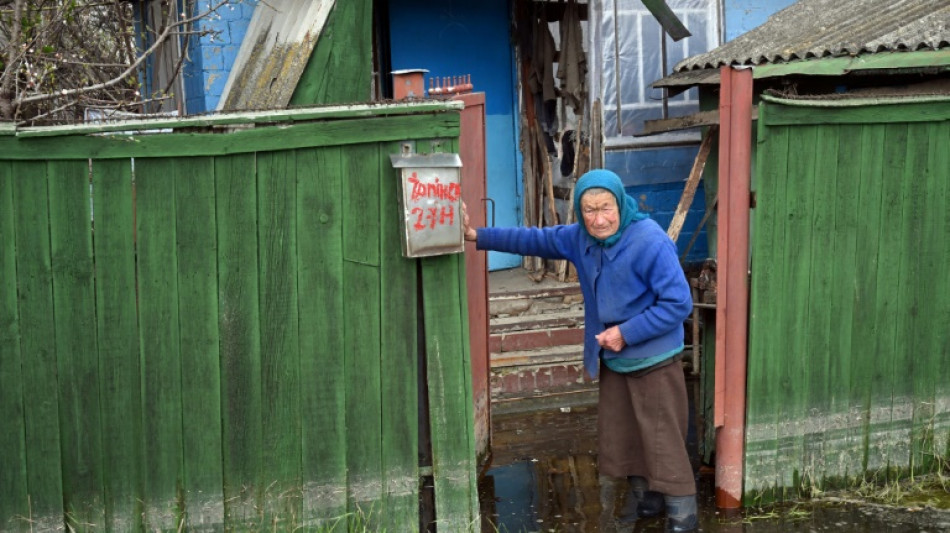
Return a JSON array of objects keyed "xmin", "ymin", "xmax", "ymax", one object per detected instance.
[
  {"xmin": 462, "ymin": 201, "xmax": 478, "ymax": 242},
  {"xmin": 595, "ymin": 326, "xmax": 626, "ymax": 352}
]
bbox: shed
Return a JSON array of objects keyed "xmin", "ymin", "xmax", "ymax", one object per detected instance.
[{"xmin": 651, "ymin": 0, "xmax": 950, "ymax": 505}]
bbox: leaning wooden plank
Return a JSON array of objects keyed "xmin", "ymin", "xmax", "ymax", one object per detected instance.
[
  {"xmin": 214, "ymin": 153, "xmax": 263, "ymax": 527},
  {"xmin": 91, "ymin": 159, "xmax": 144, "ymax": 531},
  {"xmin": 0, "ymin": 161, "xmax": 29, "ymax": 532},
  {"xmin": 639, "ymin": 0, "xmax": 690, "ymax": 40},
  {"xmin": 174, "ymin": 157, "xmax": 225, "ymax": 528},
  {"xmin": 12, "ymin": 161, "xmax": 65, "ymax": 530},
  {"xmin": 342, "ymin": 144, "xmax": 384, "ymax": 527},
  {"xmin": 378, "ymin": 141, "xmax": 420, "ymax": 531},
  {"xmin": 48, "ymin": 160, "xmax": 105, "ymax": 530},
  {"xmin": 135, "ymin": 158, "xmax": 185, "ymax": 530},
  {"xmin": 422, "ymin": 254, "xmax": 478, "ymax": 530},
  {"xmin": 219, "ymin": 1, "xmax": 336, "ymax": 110},
  {"xmin": 297, "ymin": 146, "xmax": 348, "ymax": 526},
  {"xmin": 290, "ymin": 0, "xmax": 373, "ymax": 106},
  {"xmin": 668, "ymin": 127, "xmax": 715, "ymax": 243},
  {"xmin": 0, "ymin": 113, "xmax": 460, "ymax": 160},
  {"xmin": 257, "ymin": 150, "xmax": 303, "ymax": 527}
]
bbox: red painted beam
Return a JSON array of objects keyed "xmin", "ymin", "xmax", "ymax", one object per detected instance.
[{"xmin": 714, "ymin": 66, "xmax": 753, "ymax": 509}]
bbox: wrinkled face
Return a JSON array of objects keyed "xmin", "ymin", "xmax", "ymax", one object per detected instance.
[{"xmin": 580, "ymin": 190, "xmax": 620, "ymax": 241}]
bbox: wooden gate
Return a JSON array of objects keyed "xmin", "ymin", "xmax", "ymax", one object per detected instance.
[
  {"xmin": 745, "ymin": 95, "xmax": 950, "ymax": 502},
  {"xmin": 0, "ymin": 103, "xmax": 478, "ymax": 531}
]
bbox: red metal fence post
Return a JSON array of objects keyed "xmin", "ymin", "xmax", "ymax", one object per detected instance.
[{"xmin": 715, "ymin": 66, "xmax": 753, "ymax": 509}]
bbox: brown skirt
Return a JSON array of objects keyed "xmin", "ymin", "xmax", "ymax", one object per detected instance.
[{"xmin": 597, "ymin": 357, "xmax": 695, "ymax": 496}]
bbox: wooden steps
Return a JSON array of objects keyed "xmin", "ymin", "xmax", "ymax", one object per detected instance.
[{"xmin": 487, "ymin": 279, "xmax": 597, "ymax": 408}]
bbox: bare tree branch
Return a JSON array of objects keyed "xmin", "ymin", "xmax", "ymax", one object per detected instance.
[
  {"xmin": 16, "ymin": 0, "xmax": 230, "ymax": 107},
  {"xmin": 1, "ymin": 0, "xmax": 237, "ymax": 123}
]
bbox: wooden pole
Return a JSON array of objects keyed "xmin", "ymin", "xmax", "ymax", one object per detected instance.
[
  {"xmin": 714, "ymin": 66, "xmax": 752, "ymax": 510},
  {"xmin": 668, "ymin": 126, "xmax": 716, "ymax": 243}
]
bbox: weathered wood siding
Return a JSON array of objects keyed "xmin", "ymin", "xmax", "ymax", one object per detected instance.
[
  {"xmin": 0, "ymin": 104, "xmax": 477, "ymax": 531},
  {"xmin": 746, "ymin": 96, "xmax": 950, "ymax": 502}
]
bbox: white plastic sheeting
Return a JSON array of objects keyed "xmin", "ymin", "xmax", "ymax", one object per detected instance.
[{"xmin": 590, "ymin": 0, "xmax": 720, "ymax": 138}]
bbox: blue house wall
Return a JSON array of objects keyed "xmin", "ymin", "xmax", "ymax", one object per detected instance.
[
  {"xmin": 388, "ymin": 0, "xmax": 523, "ymax": 271},
  {"xmin": 182, "ymin": 0, "xmax": 258, "ymax": 114},
  {"xmin": 607, "ymin": 147, "xmax": 708, "ymax": 262}
]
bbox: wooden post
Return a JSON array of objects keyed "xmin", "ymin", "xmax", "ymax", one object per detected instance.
[
  {"xmin": 715, "ymin": 66, "xmax": 753, "ymax": 510},
  {"xmin": 668, "ymin": 126, "xmax": 716, "ymax": 243}
]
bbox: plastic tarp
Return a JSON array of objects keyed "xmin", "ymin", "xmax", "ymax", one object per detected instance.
[{"xmin": 590, "ymin": 0, "xmax": 718, "ymax": 138}]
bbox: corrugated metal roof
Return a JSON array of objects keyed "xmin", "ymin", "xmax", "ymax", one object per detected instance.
[
  {"xmin": 655, "ymin": 0, "xmax": 950, "ymax": 87},
  {"xmin": 218, "ymin": 1, "xmax": 335, "ymax": 111}
]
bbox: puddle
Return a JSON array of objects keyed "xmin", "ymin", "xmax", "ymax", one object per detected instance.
[{"xmin": 479, "ymin": 404, "xmax": 950, "ymax": 533}]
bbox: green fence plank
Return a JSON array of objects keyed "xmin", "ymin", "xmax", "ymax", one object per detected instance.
[
  {"xmin": 447, "ymin": 137, "xmax": 479, "ymax": 517},
  {"xmin": 866, "ymin": 124, "xmax": 910, "ymax": 479},
  {"xmin": 827, "ymin": 125, "xmax": 862, "ymax": 483},
  {"xmin": 0, "ymin": 114, "xmax": 460, "ymax": 160},
  {"xmin": 778, "ymin": 125, "xmax": 820, "ymax": 495},
  {"xmin": 290, "ymin": 0, "xmax": 373, "ymax": 106},
  {"xmin": 455, "ymin": 241, "xmax": 479, "ymax": 518},
  {"xmin": 899, "ymin": 125, "xmax": 935, "ymax": 476},
  {"xmin": 930, "ymin": 121, "xmax": 950, "ymax": 459},
  {"xmin": 174, "ymin": 157, "xmax": 225, "ymax": 527},
  {"xmin": 297, "ymin": 146, "xmax": 348, "ymax": 526},
  {"xmin": 343, "ymin": 144, "xmax": 381, "ymax": 267},
  {"xmin": 48, "ymin": 160, "xmax": 105, "ymax": 530},
  {"xmin": 378, "ymin": 141, "xmax": 420, "ymax": 531},
  {"xmin": 257, "ymin": 150, "xmax": 302, "ymax": 527},
  {"xmin": 801, "ymin": 126, "xmax": 838, "ymax": 491},
  {"xmin": 91, "ymin": 159, "xmax": 143, "ymax": 531},
  {"xmin": 746, "ymin": 124, "xmax": 790, "ymax": 501},
  {"xmin": 422, "ymin": 254, "xmax": 478, "ymax": 530},
  {"xmin": 848, "ymin": 125, "xmax": 886, "ymax": 476},
  {"xmin": 0, "ymin": 161, "xmax": 29, "ymax": 532},
  {"xmin": 135, "ymin": 158, "xmax": 184, "ymax": 530},
  {"xmin": 12, "ymin": 161, "xmax": 65, "ymax": 530},
  {"xmin": 342, "ymin": 144, "xmax": 383, "ymax": 525},
  {"xmin": 214, "ymin": 153, "xmax": 263, "ymax": 527}
]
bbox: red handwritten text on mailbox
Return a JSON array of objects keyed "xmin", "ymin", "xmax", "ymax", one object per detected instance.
[{"xmin": 407, "ymin": 172, "xmax": 459, "ymax": 231}]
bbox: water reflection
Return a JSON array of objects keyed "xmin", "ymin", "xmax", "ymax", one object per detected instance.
[{"xmin": 479, "ymin": 404, "xmax": 949, "ymax": 532}]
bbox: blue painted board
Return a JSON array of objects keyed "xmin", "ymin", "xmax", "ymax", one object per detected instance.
[{"xmin": 389, "ymin": 0, "xmax": 522, "ymax": 270}]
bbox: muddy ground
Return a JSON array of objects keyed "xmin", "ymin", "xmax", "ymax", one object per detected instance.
[{"xmin": 479, "ymin": 404, "xmax": 950, "ymax": 533}]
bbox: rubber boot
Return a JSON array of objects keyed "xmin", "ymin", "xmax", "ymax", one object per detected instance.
[
  {"xmin": 664, "ymin": 494, "xmax": 699, "ymax": 532},
  {"xmin": 599, "ymin": 476, "xmax": 635, "ymax": 533},
  {"xmin": 618, "ymin": 476, "xmax": 645, "ymax": 524},
  {"xmin": 638, "ymin": 490, "xmax": 666, "ymax": 518}
]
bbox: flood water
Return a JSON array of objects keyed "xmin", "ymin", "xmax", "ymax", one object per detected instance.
[{"xmin": 479, "ymin": 402, "xmax": 950, "ymax": 533}]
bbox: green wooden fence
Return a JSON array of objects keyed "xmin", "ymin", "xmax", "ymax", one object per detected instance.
[
  {"xmin": 0, "ymin": 103, "xmax": 478, "ymax": 531},
  {"xmin": 745, "ymin": 95, "xmax": 950, "ymax": 502}
]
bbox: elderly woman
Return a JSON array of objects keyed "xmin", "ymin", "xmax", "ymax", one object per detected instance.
[{"xmin": 464, "ymin": 169, "xmax": 697, "ymax": 532}]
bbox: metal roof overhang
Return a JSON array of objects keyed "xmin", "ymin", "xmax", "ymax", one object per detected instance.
[{"xmin": 653, "ymin": 49, "xmax": 950, "ymax": 91}]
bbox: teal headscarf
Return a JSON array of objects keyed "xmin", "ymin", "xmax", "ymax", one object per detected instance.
[{"xmin": 574, "ymin": 169, "xmax": 648, "ymax": 247}]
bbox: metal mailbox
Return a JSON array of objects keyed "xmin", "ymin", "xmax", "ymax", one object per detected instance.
[{"xmin": 390, "ymin": 151, "xmax": 465, "ymax": 258}]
